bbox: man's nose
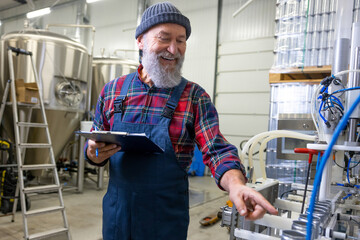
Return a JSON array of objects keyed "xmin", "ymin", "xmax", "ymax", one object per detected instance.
[{"xmin": 167, "ymin": 41, "xmax": 178, "ymax": 55}]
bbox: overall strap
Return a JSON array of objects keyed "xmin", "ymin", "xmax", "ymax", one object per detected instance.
[
  {"xmin": 114, "ymin": 72, "xmax": 136, "ymax": 114},
  {"xmin": 161, "ymin": 78, "xmax": 187, "ymax": 120}
]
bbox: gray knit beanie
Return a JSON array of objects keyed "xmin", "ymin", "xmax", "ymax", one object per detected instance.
[{"xmin": 135, "ymin": 2, "xmax": 191, "ymax": 40}]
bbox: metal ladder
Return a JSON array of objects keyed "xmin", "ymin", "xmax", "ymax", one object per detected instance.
[{"xmin": 5, "ymin": 46, "xmax": 71, "ymax": 240}]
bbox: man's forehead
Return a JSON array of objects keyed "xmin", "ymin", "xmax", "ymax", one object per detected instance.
[{"xmin": 148, "ymin": 24, "xmax": 186, "ymax": 38}]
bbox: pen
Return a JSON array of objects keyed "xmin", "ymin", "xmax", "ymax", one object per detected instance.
[{"xmin": 94, "ymin": 126, "xmax": 99, "ymax": 157}]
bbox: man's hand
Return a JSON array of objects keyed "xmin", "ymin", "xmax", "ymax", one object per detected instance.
[
  {"xmin": 220, "ymin": 169, "xmax": 278, "ymax": 221},
  {"xmin": 86, "ymin": 139, "xmax": 122, "ymax": 164}
]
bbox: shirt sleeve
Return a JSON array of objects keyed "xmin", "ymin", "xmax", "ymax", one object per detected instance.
[
  {"xmin": 193, "ymin": 88, "xmax": 247, "ymax": 190},
  {"xmin": 83, "ymin": 82, "xmax": 112, "ymax": 167}
]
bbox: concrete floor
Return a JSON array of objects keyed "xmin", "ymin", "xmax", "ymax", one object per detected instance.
[{"xmin": 0, "ymin": 175, "xmax": 230, "ymax": 240}]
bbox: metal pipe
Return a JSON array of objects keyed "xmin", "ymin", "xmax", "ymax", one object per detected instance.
[
  {"xmin": 325, "ymin": 0, "xmax": 354, "ymax": 141},
  {"xmin": 346, "ymin": 22, "xmax": 360, "ymax": 144},
  {"xmin": 77, "ymin": 135, "xmax": 85, "ymax": 192},
  {"xmin": 137, "ymin": 0, "xmax": 147, "ymax": 26},
  {"xmin": 319, "ymin": 0, "xmax": 354, "ymax": 200},
  {"xmin": 212, "ymin": 0, "xmax": 222, "ymax": 103},
  {"xmin": 347, "ymin": 119, "xmax": 359, "ymax": 143},
  {"xmin": 75, "ymin": 0, "xmax": 87, "ymax": 42}
]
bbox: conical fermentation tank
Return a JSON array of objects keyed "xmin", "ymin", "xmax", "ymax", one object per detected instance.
[
  {"xmin": 91, "ymin": 57, "xmax": 138, "ymax": 109},
  {"xmin": 0, "ymin": 30, "xmax": 90, "ymax": 171}
]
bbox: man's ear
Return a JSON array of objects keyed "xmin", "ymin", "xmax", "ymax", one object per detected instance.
[{"xmin": 137, "ymin": 35, "xmax": 144, "ymax": 50}]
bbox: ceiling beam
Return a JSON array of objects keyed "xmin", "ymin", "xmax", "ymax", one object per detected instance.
[{"xmin": 13, "ymin": 0, "xmax": 27, "ymax": 4}]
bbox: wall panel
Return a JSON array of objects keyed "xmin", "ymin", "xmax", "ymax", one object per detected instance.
[
  {"xmin": 217, "ymin": 70, "xmax": 270, "ymax": 93},
  {"xmin": 218, "ymin": 51, "xmax": 274, "ymax": 72},
  {"xmin": 216, "ymin": 93, "xmax": 269, "ymax": 114},
  {"xmin": 219, "ymin": 114, "xmax": 269, "ymax": 136},
  {"xmin": 219, "ymin": 38, "xmax": 275, "ymax": 55}
]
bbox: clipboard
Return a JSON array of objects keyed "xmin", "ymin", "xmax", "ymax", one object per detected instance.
[{"xmin": 76, "ymin": 130, "xmax": 164, "ymax": 153}]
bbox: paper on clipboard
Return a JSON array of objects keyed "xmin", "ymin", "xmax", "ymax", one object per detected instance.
[{"xmin": 76, "ymin": 130, "xmax": 164, "ymax": 153}]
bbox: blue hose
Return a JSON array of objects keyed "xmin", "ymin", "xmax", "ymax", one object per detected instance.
[
  {"xmin": 332, "ymin": 86, "xmax": 360, "ymax": 95},
  {"xmin": 342, "ymin": 193, "xmax": 352, "ymax": 200},
  {"xmin": 316, "ymin": 153, "xmax": 321, "ymax": 170},
  {"xmin": 306, "ymin": 93, "xmax": 360, "ymax": 240},
  {"xmin": 318, "ymin": 100, "xmax": 328, "ymax": 124}
]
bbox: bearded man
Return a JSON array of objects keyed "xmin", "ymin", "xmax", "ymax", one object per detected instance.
[{"xmin": 85, "ymin": 2, "xmax": 277, "ymax": 240}]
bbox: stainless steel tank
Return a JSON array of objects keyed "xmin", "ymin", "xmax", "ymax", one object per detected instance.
[
  {"xmin": 91, "ymin": 57, "xmax": 138, "ymax": 109},
  {"xmin": 0, "ymin": 30, "xmax": 90, "ymax": 172}
]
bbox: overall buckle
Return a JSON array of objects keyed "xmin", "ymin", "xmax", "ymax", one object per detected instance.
[
  {"xmin": 162, "ymin": 102, "xmax": 176, "ymax": 119},
  {"xmin": 114, "ymin": 99, "xmax": 124, "ymax": 113},
  {"xmin": 162, "ymin": 106, "xmax": 175, "ymax": 119}
]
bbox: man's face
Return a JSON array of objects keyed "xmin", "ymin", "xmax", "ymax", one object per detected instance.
[
  {"xmin": 137, "ymin": 23, "xmax": 187, "ymax": 88},
  {"xmin": 138, "ymin": 23, "xmax": 186, "ymax": 70}
]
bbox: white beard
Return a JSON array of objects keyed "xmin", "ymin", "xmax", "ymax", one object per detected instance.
[{"xmin": 141, "ymin": 42, "xmax": 184, "ymax": 88}]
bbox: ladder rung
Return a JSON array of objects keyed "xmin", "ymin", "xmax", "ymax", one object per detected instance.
[
  {"xmin": 6, "ymin": 102, "xmax": 41, "ymax": 108},
  {"xmin": 25, "ymin": 206, "xmax": 64, "ymax": 217},
  {"xmin": 18, "ymin": 143, "xmax": 51, "ymax": 148},
  {"xmin": 21, "ymin": 164, "xmax": 56, "ymax": 170},
  {"xmin": 17, "ymin": 122, "xmax": 48, "ymax": 128},
  {"xmin": 28, "ymin": 227, "xmax": 68, "ymax": 240},
  {"xmin": 23, "ymin": 184, "xmax": 60, "ymax": 194}
]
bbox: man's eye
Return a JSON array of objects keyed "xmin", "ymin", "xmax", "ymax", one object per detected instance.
[{"xmin": 159, "ymin": 37, "xmax": 170, "ymax": 42}]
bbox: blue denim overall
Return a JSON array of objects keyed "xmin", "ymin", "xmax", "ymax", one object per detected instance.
[{"xmin": 103, "ymin": 73, "xmax": 189, "ymax": 240}]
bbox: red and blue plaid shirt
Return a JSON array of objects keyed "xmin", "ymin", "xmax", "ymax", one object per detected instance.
[{"xmin": 87, "ymin": 66, "xmax": 246, "ymax": 188}]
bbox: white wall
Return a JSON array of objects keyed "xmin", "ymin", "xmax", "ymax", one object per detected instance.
[
  {"xmin": 87, "ymin": 0, "xmax": 138, "ymax": 59},
  {"xmin": 215, "ymin": 0, "xmax": 276, "ymax": 178}
]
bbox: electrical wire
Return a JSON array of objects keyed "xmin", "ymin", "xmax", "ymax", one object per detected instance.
[
  {"xmin": 280, "ymin": 188, "xmax": 311, "ymax": 199},
  {"xmin": 306, "ymin": 93, "xmax": 360, "ymax": 240},
  {"xmin": 333, "ymin": 154, "xmax": 360, "ymax": 170},
  {"xmin": 301, "ymin": 160, "xmax": 312, "ymax": 214},
  {"xmin": 347, "ymin": 158, "xmax": 352, "ymax": 184},
  {"xmin": 280, "ymin": 189, "xmax": 297, "ymax": 199},
  {"xmin": 330, "ymin": 95, "xmax": 344, "ymax": 110}
]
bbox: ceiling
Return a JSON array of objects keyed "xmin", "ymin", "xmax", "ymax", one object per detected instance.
[{"xmin": 0, "ymin": 0, "xmax": 28, "ymax": 12}]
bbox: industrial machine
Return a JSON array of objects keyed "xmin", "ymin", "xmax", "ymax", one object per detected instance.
[
  {"xmin": 220, "ymin": 1, "xmax": 360, "ymax": 239},
  {"xmin": 0, "ymin": 29, "xmax": 90, "ymax": 174}
]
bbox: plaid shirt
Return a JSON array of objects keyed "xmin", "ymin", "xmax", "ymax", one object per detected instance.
[{"xmin": 86, "ymin": 66, "xmax": 246, "ymax": 188}]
